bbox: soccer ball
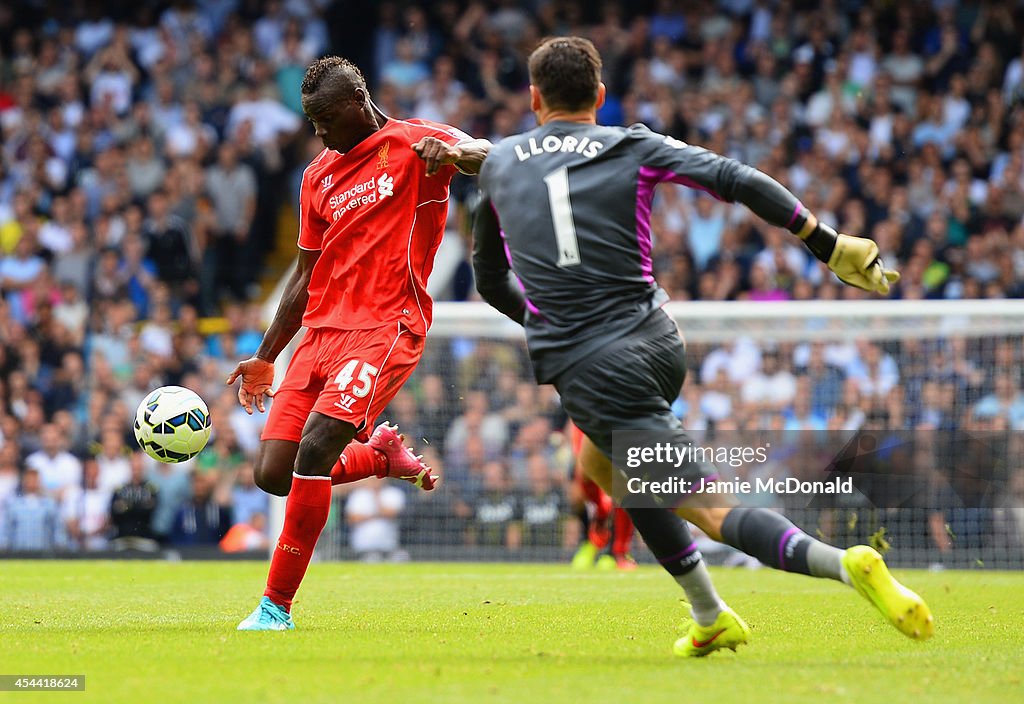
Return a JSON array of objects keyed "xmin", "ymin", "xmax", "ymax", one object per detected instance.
[{"xmin": 134, "ymin": 386, "xmax": 212, "ymax": 463}]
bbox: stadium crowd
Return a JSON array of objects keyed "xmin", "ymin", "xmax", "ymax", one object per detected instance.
[{"xmin": 1, "ymin": 0, "xmax": 1024, "ymax": 561}]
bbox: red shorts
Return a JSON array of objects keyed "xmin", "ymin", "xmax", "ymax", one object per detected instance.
[{"xmin": 262, "ymin": 322, "xmax": 424, "ymax": 443}]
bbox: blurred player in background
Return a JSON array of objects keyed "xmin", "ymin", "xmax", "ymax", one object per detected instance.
[
  {"xmin": 568, "ymin": 423, "xmax": 637, "ymax": 571},
  {"xmin": 474, "ymin": 37, "xmax": 929, "ymax": 656},
  {"xmin": 228, "ymin": 56, "xmax": 490, "ymax": 630}
]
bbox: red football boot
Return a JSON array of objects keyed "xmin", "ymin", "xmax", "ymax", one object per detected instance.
[{"xmin": 368, "ymin": 422, "xmax": 439, "ymax": 491}]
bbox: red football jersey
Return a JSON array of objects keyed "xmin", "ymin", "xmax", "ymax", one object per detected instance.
[{"xmin": 297, "ymin": 118, "xmax": 468, "ymax": 335}]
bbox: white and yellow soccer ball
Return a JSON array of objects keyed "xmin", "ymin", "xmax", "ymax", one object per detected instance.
[{"xmin": 134, "ymin": 386, "xmax": 212, "ymax": 463}]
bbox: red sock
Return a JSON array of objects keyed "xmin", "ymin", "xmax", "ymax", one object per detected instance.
[
  {"xmin": 581, "ymin": 477, "xmax": 612, "ymax": 523},
  {"xmin": 330, "ymin": 442, "xmax": 387, "ymax": 485},
  {"xmin": 611, "ymin": 508, "xmax": 634, "ymax": 557},
  {"xmin": 264, "ymin": 473, "xmax": 332, "ymax": 611}
]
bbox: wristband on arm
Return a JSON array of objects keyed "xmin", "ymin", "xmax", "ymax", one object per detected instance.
[{"xmin": 787, "ymin": 205, "xmax": 837, "ymax": 263}]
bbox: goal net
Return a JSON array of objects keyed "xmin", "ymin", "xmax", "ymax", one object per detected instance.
[{"xmin": 315, "ymin": 300, "xmax": 1024, "ymax": 570}]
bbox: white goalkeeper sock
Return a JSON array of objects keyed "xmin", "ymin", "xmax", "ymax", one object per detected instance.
[
  {"xmin": 807, "ymin": 541, "xmax": 850, "ymax": 584},
  {"xmin": 675, "ymin": 561, "xmax": 727, "ymax": 627}
]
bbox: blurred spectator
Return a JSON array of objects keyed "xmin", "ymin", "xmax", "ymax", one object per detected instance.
[
  {"xmin": 93, "ymin": 428, "xmax": 132, "ymax": 494},
  {"xmin": 220, "ymin": 511, "xmax": 269, "ymax": 553},
  {"xmin": 230, "ymin": 463, "xmax": 268, "ymax": 526},
  {"xmin": 850, "ymin": 343, "xmax": 900, "ymax": 400},
  {"xmin": 225, "ymin": 79, "xmax": 301, "ymax": 147},
  {"xmin": 0, "ymin": 448, "xmax": 18, "ymax": 506},
  {"xmin": 0, "ymin": 468, "xmax": 63, "ymax": 551},
  {"xmin": 273, "ymin": 19, "xmax": 317, "ymax": 115},
  {"xmin": 702, "ymin": 337, "xmax": 761, "ymax": 385},
  {"xmin": 345, "ymin": 479, "xmax": 407, "ymax": 562},
  {"xmin": 685, "ymin": 196, "xmax": 728, "ymax": 270},
  {"xmin": 148, "ymin": 459, "xmax": 191, "ymax": 544},
  {"xmin": 973, "ymin": 372, "xmax": 1024, "ymax": 428},
  {"xmin": 143, "ymin": 189, "xmax": 201, "ymax": 307},
  {"xmin": 204, "ymin": 142, "xmax": 257, "ymax": 303},
  {"xmin": 61, "ymin": 458, "xmax": 111, "ymax": 551},
  {"xmin": 446, "ymin": 390, "xmax": 508, "ymax": 460},
  {"xmin": 109, "ymin": 452, "xmax": 160, "ymax": 551},
  {"xmin": 785, "ymin": 380, "xmax": 828, "ymax": 431},
  {"xmin": 416, "ymin": 374, "xmax": 451, "ymax": 451},
  {"xmin": 470, "ymin": 460, "xmax": 517, "ymax": 548},
  {"xmin": 53, "ymin": 281, "xmax": 88, "ymax": 343},
  {"xmin": 883, "ymin": 29, "xmax": 925, "ymax": 116},
  {"xmin": 197, "ymin": 423, "xmax": 246, "ymax": 474},
  {"xmin": 1, "ymin": 236, "xmax": 46, "ymax": 324},
  {"xmin": 382, "ymin": 37, "xmax": 431, "ymax": 109},
  {"xmin": 517, "ymin": 455, "xmax": 564, "ymax": 548},
  {"xmin": 741, "ymin": 347, "xmax": 797, "ymax": 413},
  {"xmin": 506, "ymin": 416, "xmax": 554, "ymax": 482},
  {"xmin": 25, "ymin": 423, "xmax": 82, "ymax": 498},
  {"xmin": 139, "ymin": 302, "xmax": 175, "ymax": 359},
  {"xmin": 169, "ymin": 471, "xmax": 233, "ymax": 546},
  {"xmin": 796, "ymin": 342, "xmax": 846, "ymax": 417},
  {"xmin": 125, "ymin": 136, "xmax": 166, "ymax": 199}
]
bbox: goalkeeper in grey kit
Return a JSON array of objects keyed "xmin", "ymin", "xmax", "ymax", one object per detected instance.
[{"xmin": 472, "ymin": 36, "xmax": 930, "ymax": 656}]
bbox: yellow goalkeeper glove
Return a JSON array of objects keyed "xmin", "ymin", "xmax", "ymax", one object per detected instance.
[
  {"xmin": 828, "ymin": 233, "xmax": 900, "ymax": 295},
  {"xmin": 803, "ymin": 223, "xmax": 901, "ymax": 295}
]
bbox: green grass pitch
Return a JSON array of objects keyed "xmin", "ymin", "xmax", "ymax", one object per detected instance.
[{"xmin": 2, "ymin": 561, "xmax": 1022, "ymax": 704}]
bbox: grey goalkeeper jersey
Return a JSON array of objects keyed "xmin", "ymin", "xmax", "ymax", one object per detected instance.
[{"xmin": 474, "ymin": 121, "xmax": 803, "ymax": 384}]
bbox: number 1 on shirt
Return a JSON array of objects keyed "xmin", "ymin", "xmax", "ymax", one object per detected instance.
[{"xmin": 543, "ymin": 166, "xmax": 581, "ymax": 267}]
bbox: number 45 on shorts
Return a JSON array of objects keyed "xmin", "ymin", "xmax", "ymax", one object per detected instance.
[{"xmin": 334, "ymin": 360, "xmax": 378, "ymax": 410}]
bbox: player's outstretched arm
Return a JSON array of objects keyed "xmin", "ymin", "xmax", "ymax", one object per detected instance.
[
  {"xmin": 226, "ymin": 248, "xmax": 319, "ymax": 414},
  {"xmin": 412, "ymin": 137, "xmax": 492, "ymax": 176},
  {"xmin": 471, "ymin": 195, "xmax": 526, "ymax": 324},
  {"xmin": 648, "ymin": 132, "xmax": 899, "ymax": 294},
  {"xmin": 730, "ymin": 169, "xmax": 900, "ymax": 294}
]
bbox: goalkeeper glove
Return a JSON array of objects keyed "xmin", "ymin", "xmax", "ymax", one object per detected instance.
[{"xmin": 803, "ymin": 223, "xmax": 901, "ymax": 295}]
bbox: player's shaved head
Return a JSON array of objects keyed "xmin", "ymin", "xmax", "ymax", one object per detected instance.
[
  {"xmin": 528, "ymin": 36, "xmax": 602, "ymax": 112},
  {"xmin": 301, "ymin": 56, "xmax": 366, "ymax": 113}
]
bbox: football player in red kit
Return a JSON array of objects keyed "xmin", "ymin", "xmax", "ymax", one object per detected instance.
[
  {"xmin": 229, "ymin": 56, "xmax": 490, "ymax": 630},
  {"xmin": 567, "ymin": 423, "xmax": 637, "ymax": 571}
]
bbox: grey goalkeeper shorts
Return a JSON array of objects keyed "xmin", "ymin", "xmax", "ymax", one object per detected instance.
[{"xmin": 552, "ymin": 309, "xmax": 719, "ymax": 507}]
